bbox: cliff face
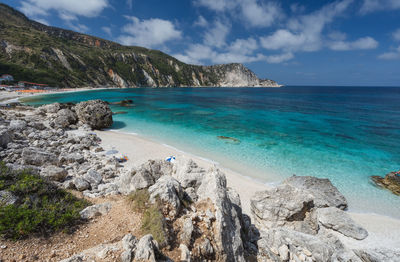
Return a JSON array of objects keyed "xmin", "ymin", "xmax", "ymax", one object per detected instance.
[{"xmin": 0, "ymin": 4, "xmax": 280, "ymax": 88}]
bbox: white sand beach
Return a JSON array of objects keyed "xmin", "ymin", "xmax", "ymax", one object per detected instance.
[{"xmin": 96, "ymin": 130, "xmax": 400, "ymax": 251}]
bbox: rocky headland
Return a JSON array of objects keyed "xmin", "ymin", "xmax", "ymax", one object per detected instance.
[{"xmin": 0, "ymin": 101, "xmax": 399, "ymax": 261}]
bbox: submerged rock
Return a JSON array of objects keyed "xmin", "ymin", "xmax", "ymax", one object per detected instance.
[
  {"xmin": 75, "ymin": 100, "xmax": 113, "ymax": 130},
  {"xmin": 371, "ymin": 171, "xmax": 400, "ymax": 196},
  {"xmin": 217, "ymin": 135, "xmax": 241, "ymax": 144}
]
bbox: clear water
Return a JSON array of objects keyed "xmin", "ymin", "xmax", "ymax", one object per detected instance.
[{"xmin": 24, "ymin": 86, "xmax": 400, "ymax": 218}]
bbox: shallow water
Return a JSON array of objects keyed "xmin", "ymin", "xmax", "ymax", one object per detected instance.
[{"xmin": 24, "ymin": 86, "xmax": 400, "ymax": 218}]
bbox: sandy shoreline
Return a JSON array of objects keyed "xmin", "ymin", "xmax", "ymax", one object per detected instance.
[{"xmin": 96, "ymin": 130, "xmax": 400, "ymax": 250}]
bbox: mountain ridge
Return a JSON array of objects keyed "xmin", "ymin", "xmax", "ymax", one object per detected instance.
[{"xmin": 0, "ymin": 3, "xmax": 280, "ymax": 88}]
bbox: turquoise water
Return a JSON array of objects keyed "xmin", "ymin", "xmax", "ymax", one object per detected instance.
[{"xmin": 24, "ymin": 87, "xmax": 400, "ymax": 218}]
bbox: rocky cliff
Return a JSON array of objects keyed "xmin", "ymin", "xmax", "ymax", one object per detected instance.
[{"xmin": 0, "ymin": 4, "xmax": 280, "ymax": 88}]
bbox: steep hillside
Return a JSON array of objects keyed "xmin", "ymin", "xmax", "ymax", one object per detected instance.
[{"xmin": 0, "ymin": 4, "xmax": 280, "ymax": 88}]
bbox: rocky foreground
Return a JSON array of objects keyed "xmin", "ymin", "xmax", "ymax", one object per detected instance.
[{"xmin": 0, "ymin": 101, "xmax": 399, "ymax": 262}]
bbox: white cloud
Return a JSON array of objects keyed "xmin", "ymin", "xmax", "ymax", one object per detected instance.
[
  {"xmin": 33, "ymin": 18, "xmax": 49, "ymax": 25},
  {"xmin": 260, "ymin": 0, "xmax": 354, "ymax": 53},
  {"xmin": 203, "ymin": 20, "xmax": 230, "ymax": 48},
  {"xmin": 228, "ymin": 38, "xmax": 258, "ymax": 55},
  {"xmin": 360, "ymin": 0, "xmax": 400, "ymax": 14},
  {"xmin": 118, "ymin": 16, "xmax": 182, "ymax": 48},
  {"xmin": 378, "ymin": 46, "xmax": 400, "ymax": 60},
  {"xmin": 102, "ymin": 26, "xmax": 112, "ymax": 36},
  {"xmin": 393, "ymin": 29, "xmax": 400, "ymax": 41},
  {"xmin": 194, "ymin": 0, "xmax": 283, "ymax": 28},
  {"xmin": 328, "ymin": 31, "xmax": 347, "ymax": 41},
  {"xmin": 67, "ymin": 22, "xmax": 89, "ymax": 33},
  {"xmin": 266, "ymin": 52, "xmax": 294, "ymax": 63},
  {"xmin": 329, "ymin": 37, "xmax": 379, "ymax": 50},
  {"xmin": 20, "ymin": 0, "xmax": 109, "ymax": 18},
  {"xmin": 194, "ymin": 16, "xmax": 209, "ymax": 27}
]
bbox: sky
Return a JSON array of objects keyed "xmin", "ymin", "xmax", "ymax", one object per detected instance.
[{"xmin": 2, "ymin": 0, "xmax": 400, "ymax": 86}]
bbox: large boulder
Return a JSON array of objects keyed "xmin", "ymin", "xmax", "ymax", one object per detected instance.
[
  {"xmin": 251, "ymin": 184, "xmax": 318, "ymax": 235},
  {"xmin": 38, "ymin": 102, "xmax": 61, "ymax": 114},
  {"xmin": 0, "ymin": 130, "xmax": 12, "ymax": 148},
  {"xmin": 371, "ymin": 170, "xmax": 400, "ymax": 196},
  {"xmin": 134, "ymin": 234, "xmax": 158, "ymax": 262},
  {"xmin": 79, "ymin": 202, "xmax": 112, "ymax": 219},
  {"xmin": 148, "ymin": 175, "xmax": 184, "ymax": 218},
  {"xmin": 21, "ymin": 147, "xmax": 58, "ymax": 166},
  {"xmin": 9, "ymin": 120, "xmax": 26, "ymax": 131},
  {"xmin": 75, "ymin": 100, "xmax": 113, "ymax": 130},
  {"xmin": 53, "ymin": 109, "xmax": 77, "ymax": 128},
  {"xmin": 40, "ymin": 165, "xmax": 68, "ymax": 181},
  {"xmin": 196, "ymin": 168, "xmax": 246, "ymax": 262},
  {"xmin": 173, "ymin": 159, "xmax": 206, "ymax": 189},
  {"xmin": 316, "ymin": 207, "xmax": 368, "ymax": 240},
  {"xmin": 283, "ymin": 176, "xmax": 348, "ymax": 210},
  {"xmin": 118, "ymin": 160, "xmax": 173, "ymax": 194}
]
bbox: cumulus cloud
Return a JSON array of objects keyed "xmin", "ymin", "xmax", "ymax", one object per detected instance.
[
  {"xmin": 360, "ymin": 0, "xmax": 400, "ymax": 14},
  {"xmin": 203, "ymin": 20, "xmax": 230, "ymax": 48},
  {"xmin": 260, "ymin": 0, "xmax": 354, "ymax": 53},
  {"xmin": 266, "ymin": 52, "xmax": 294, "ymax": 63},
  {"xmin": 195, "ymin": 0, "xmax": 283, "ymax": 28},
  {"xmin": 102, "ymin": 26, "xmax": 112, "ymax": 36},
  {"xmin": 378, "ymin": 46, "xmax": 400, "ymax": 60},
  {"xmin": 194, "ymin": 16, "xmax": 209, "ymax": 27},
  {"xmin": 228, "ymin": 38, "xmax": 258, "ymax": 55},
  {"xmin": 118, "ymin": 16, "xmax": 182, "ymax": 48},
  {"xmin": 20, "ymin": 0, "xmax": 109, "ymax": 18},
  {"xmin": 329, "ymin": 36, "xmax": 379, "ymax": 50},
  {"xmin": 393, "ymin": 29, "xmax": 400, "ymax": 41}
]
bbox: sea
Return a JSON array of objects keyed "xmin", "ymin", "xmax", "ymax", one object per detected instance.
[{"xmin": 23, "ymin": 86, "xmax": 400, "ymax": 218}]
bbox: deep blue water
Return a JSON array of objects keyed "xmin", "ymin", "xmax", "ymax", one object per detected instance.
[{"xmin": 24, "ymin": 86, "xmax": 400, "ymax": 218}]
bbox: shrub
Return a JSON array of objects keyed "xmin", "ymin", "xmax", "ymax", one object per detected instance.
[{"xmin": 0, "ymin": 162, "xmax": 90, "ymax": 239}]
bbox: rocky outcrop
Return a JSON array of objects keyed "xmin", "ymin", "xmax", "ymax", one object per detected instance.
[
  {"xmin": 75, "ymin": 100, "xmax": 113, "ymax": 129},
  {"xmin": 371, "ymin": 170, "xmax": 400, "ymax": 196},
  {"xmin": 252, "ymin": 176, "xmax": 372, "ymax": 262}
]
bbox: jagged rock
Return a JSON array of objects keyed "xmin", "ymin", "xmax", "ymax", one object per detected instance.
[
  {"xmin": 0, "ymin": 130, "xmax": 12, "ymax": 148},
  {"xmin": 9, "ymin": 119, "xmax": 26, "ymax": 130},
  {"xmin": 83, "ymin": 169, "xmax": 103, "ymax": 187},
  {"xmin": 148, "ymin": 175, "xmax": 183, "ymax": 217},
  {"xmin": 180, "ymin": 244, "xmax": 191, "ymax": 262},
  {"xmin": 21, "ymin": 147, "xmax": 58, "ymax": 166},
  {"xmin": 371, "ymin": 171, "xmax": 400, "ymax": 196},
  {"xmin": 316, "ymin": 207, "xmax": 368, "ymax": 240},
  {"xmin": 180, "ymin": 218, "xmax": 194, "ymax": 246},
  {"xmin": 0, "ymin": 190, "xmax": 18, "ymax": 206},
  {"xmin": 75, "ymin": 100, "xmax": 113, "ymax": 129},
  {"xmin": 199, "ymin": 238, "xmax": 214, "ymax": 257},
  {"xmin": 196, "ymin": 168, "xmax": 246, "ymax": 262},
  {"xmin": 63, "ymin": 152, "xmax": 84, "ymax": 164},
  {"xmin": 79, "ymin": 202, "xmax": 112, "ymax": 219},
  {"xmin": 257, "ymin": 228, "xmax": 335, "ymax": 262},
  {"xmin": 174, "ymin": 159, "xmax": 206, "ymax": 189},
  {"xmin": 54, "ymin": 109, "xmax": 77, "ymax": 128},
  {"xmin": 120, "ymin": 233, "xmax": 138, "ymax": 262},
  {"xmin": 184, "ymin": 187, "xmax": 198, "ymax": 202},
  {"xmin": 118, "ymin": 160, "xmax": 173, "ymax": 194},
  {"xmin": 74, "ymin": 177, "xmax": 90, "ymax": 191},
  {"xmin": 38, "ymin": 102, "xmax": 61, "ymax": 113},
  {"xmin": 134, "ymin": 234, "xmax": 158, "ymax": 262},
  {"xmin": 40, "ymin": 165, "xmax": 68, "ymax": 181},
  {"xmin": 251, "ymin": 184, "xmax": 318, "ymax": 234},
  {"xmin": 284, "ymin": 175, "xmax": 348, "ymax": 210}
]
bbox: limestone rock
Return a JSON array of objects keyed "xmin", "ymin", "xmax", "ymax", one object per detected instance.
[
  {"xmin": 9, "ymin": 119, "xmax": 26, "ymax": 131},
  {"xmin": 40, "ymin": 165, "xmax": 68, "ymax": 181},
  {"xmin": 284, "ymin": 175, "xmax": 348, "ymax": 210},
  {"xmin": 371, "ymin": 170, "xmax": 400, "ymax": 196},
  {"xmin": 22, "ymin": 147, "xmax": 57, "ymax": 166},
  {"xmin": 316, "ymin": 207, "xmax": 368, "ymax": 240},
  {"xmin": 38, "ymin": 102, "xmax": 61, "ymax": 113},
  {"xmin": 353, "ymin": 248, "xmax": 400, "ymax": 262},
  {"xmin": 54, "ymin": 109, "xmax": 77, "ymax": 128},
  {"xmin": 134, "ymin": 234, "xmax": 158, "ymax": 262},
  {"xmin": 251, "ymin": 184, "xmax": 318, "ymax": 234},
  {"xmin": 120, "ymin": 233, "xmax": 138, "ymax": 262},
  {"xmin": 75, "ymin": 100, "xmax": 113, "ymax": 129},
  {"xmin": 0, "ymin": 130, "xmax": 12, "ymax": 148},
  {"xmin": 74, "ymin": 177, "xmax": 90, "ymax": 191},
  {"xmin": 83, "ymin": 169, "xmax": 103, "ymax": 187},
  {"xmin": 148, "ymin": 175, "xmax": 183, "ymax": 217},
  {"xmin": 180, "ymin": 218, "xmax": 194, "ymax": 246},
  {"xmin": 174, "ymin": 159, "xmax": 206, "ymax": 189},
  {"xmin": 196, "ymin": 167, "xmax": 246, "ymax": 262},
  {"xmin": 0, "ymin": 190, "xmax": 18, "ymax": 206},
  {"xmin": 180, "ymin": 244, "xmax": 191, "ymax": 262},
  {"xmin": 79, "ymin": 202, "xmax": 112, "ymax": 219}
]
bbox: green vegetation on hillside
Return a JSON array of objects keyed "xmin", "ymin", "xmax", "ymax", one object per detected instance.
[{"xmin": 0, "ymin": 162, "xmax": 89, "ymax": 239}]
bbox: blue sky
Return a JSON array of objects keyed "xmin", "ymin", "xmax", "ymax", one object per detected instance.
[{"xmin": 2, "ymin": 0, "xmax": 400, "ymax": 86}]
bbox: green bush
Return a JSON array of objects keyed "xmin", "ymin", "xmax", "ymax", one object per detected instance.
[{"xmin": 0, "ymin": 162, "xmax": 90, "ymax": 239}]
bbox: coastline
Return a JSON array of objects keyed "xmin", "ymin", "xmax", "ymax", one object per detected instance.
[{"xmin": 96, "ymin": 130, "xmax": 400, "ymax": 250}]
